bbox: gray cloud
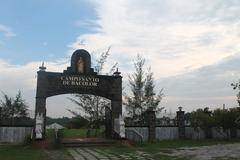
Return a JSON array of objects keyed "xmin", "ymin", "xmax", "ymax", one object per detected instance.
[
  {"xmin": 67, "ymin": 0, "xmax": 240, "ymax": 113},
  {"xmin": 124, "ymin": 0, "xmax": 240, "ymax": 24},
  {"xmin": 70, "ymin": 0, "xmax": 240, "ymax": 79},
  {"xmin": 159, "ymin": 53, "xmax": 240, "ymax": 111}
]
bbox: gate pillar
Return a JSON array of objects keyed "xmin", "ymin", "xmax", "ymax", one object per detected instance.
[
  {"xmin": 111, "ymin": 100, "xmax": 122, "ymax": 138},
  {"xmin": 34, "ymin": 49, "xmax": 123, "ymax": 140},
  {"xmin": 35, "ymin": 97, "xmax": 46, "ymax": 140}
]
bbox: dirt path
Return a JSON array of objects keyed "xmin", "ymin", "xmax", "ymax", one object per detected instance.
[{"xmin": 159, "ymin": 143, "xmax": 240, "ymax": 160}]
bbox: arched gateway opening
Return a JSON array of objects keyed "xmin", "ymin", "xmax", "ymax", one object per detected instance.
[{"xmin": 34, "ymin": 49, "xmax": 122, "ymax": 140}]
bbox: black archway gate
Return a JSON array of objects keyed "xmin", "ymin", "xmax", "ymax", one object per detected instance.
[{"xmin": 34, "ymin": 49, "xmax": 122, "ymax": 140}]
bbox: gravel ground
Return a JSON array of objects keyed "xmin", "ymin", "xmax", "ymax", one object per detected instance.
[{"xmin": 159, "ymin": 143, "xmax": 240, "ymax": 160}]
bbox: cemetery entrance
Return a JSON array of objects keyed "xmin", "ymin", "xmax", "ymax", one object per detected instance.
[{"xmin": 34, "ymin": 49, "xmax": 122, "ymax": 140}]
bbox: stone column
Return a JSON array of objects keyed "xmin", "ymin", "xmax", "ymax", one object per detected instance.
[
  {"xmin": 146, "ymin": 109, "xmax": 156, "ymax": 141},
  {"xmin": 177, "ymin": 107, "xmax": 185, "ymax": 139},
  {"xmin": 111, "ymin": 100, "xmax": 122, "ymax": 138},
  {"xmin": 34, "ymin": 67, "xmax": 47, "ymax": 140}
]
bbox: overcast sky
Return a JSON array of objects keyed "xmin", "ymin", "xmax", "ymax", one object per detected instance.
[{"xmin": 0, "ymin": 0, "xmax": 240, "ymax": 118}]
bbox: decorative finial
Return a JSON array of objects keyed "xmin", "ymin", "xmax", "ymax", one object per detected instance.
[
  {"xmin": 39, "ymin": 62, "xmax": 46, "ymax": 71},
  {"xmin": 113, "ymin": 68, "xmax": 121, "ymax": 76},
  {"xmin": 178, "ymin": 106, "xmax": 183, "ymax": 111}
]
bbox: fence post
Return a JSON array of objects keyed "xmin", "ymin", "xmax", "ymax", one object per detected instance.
[
  {"xmin": 177, "ymin": 107, "xmax": 185, "ymax": 139},
  {"xmin": 146, "ymin": 109, "xmax": 156, "ymax": 141}
]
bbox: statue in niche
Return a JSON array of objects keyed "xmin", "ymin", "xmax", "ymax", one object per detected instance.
[{"xmin": 77, "ymin": 57, "xmax": 85, "ymax": 74}]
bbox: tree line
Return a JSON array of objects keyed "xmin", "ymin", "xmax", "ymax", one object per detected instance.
[{"xmin": 186, "ymin": 106, "xmax": 240, "ymax": 138}]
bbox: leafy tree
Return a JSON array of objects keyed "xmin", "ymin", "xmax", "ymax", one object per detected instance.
[
  {"xmin": 46, "ymin": 116, "xmax": 72, "ymax": 127},
  {"xmin": 68, "ymin": 95, "xmax": 109, "ymax": 127},
  {"xmin": 0, "ymin": 90, "xmax": 29, "ymax": 125},
  {"xmin": 189, "ymin": 107, "xmax": 240, "ymax": 138},
  {"xmin": 13, "ymin": 91, "xmax": 28, "ymax": 118},
  {"xmin": 0, "ymin": 93, "xmax": 14, "ymax": 120},
  {"xmin": 125, "ymin": 55, "xmax": 164, "ymax": 120},
  {"xmin": 144, "ymin": 67, "xmax": 164, "ymax": 112},
  {"xmin": 189, "ymin": 107, "xmax": 214, "ymax": 138},
  {"xmin": 212, "ymin": 107, "xmax": 240, "ymax": 138},
  {"xmin": 46, "ymin": 116, "xmax": 89, "ymax": 128},
  {"xmin": 66, "ymin": 116, "xmax": 89, "ymax": 129},
  {"xmin": 125, "ymin": 55, "xmax": 146, "ymax": 119}
]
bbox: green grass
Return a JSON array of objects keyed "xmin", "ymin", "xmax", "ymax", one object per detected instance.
[
  {"xmin": 0, "ymin": 145, "xmax": 72, "ymax": 160},
  {"xmin": 0, "ymin": 145, "xmax": 47, "ymax": 160},
  {"xmin": 62, "ymin": 128, "xmax": 87, "ymax": 138},
  {"xmin": 62, "ymin": 128, "xmax": 104, "ymax": 138}
]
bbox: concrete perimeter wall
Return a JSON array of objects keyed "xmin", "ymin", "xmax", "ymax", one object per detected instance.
[
  {"xmin": 0, "ymin": 126, "xmax": 33, "ymax": 143},
  {"xmin": 156, "ymin": 127, "xmax": 178, "ymax": 140},
  {"xmin": 126, "ymin": 126, "xmax": 240, "ymax": 142}
]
